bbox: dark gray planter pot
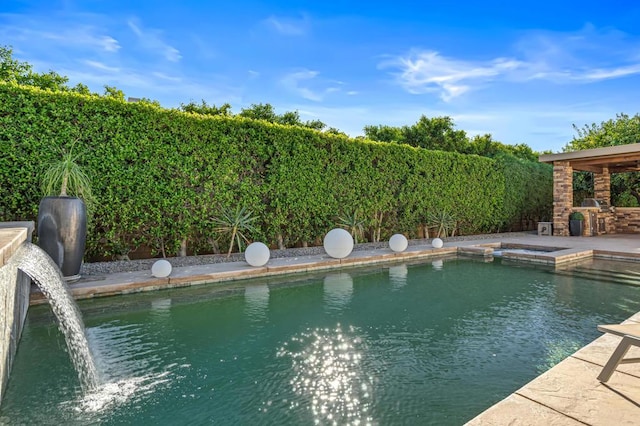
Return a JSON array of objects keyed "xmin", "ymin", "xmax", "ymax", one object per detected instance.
[
  {"xmin": 37, "ymin": 196, "xmax": 87, "ymax": 281},
  {"xmin": 569, "ymin": 219, "xmax": 584, "ymax": 237}
]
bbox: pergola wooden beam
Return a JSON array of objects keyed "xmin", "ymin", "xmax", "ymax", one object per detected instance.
[{"xmin": 539, "ymin": 144, "xmax": 640, "ymax": 173}]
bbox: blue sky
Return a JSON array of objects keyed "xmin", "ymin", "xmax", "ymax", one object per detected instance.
[{"xmin": 2, "ymin": 1, "xmax": 640, "ymax": 152}]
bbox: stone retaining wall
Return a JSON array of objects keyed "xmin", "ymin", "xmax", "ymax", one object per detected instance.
[{"xmin": 0, "ymin": 223, "xmax": 33, "ymax": 407}]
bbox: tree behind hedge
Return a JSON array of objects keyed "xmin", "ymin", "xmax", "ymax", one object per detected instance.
[{"xmin": 567, "ymin": 113, "xmax": 640, "ymax": 206}]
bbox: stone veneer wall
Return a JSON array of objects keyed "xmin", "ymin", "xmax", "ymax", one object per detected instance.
[
  {"xmin": 603, "ymin": 212, "xmax": 617, "ymax": 234},
  {"xmin": 552, "ymin": 161, "xmax": 573, "ymax": 236},
  {"xmin": 594, "ymin": 166, "xmax": 611, "ymax": 206},
  {"xmin": 0, "ymin": 223, "xmax": 33, "ymax": 407},
  {"xmin": 615, "ymin": 208, "xmax": 640, "ymax": 233}
]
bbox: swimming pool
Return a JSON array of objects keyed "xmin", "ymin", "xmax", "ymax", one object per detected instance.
[{"xmin": 2, "ymin": 257, "xmax": 639, "ymax": 425}]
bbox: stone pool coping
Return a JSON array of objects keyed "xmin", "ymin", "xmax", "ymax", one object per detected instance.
[
  {"xmin": 31, "ymin": 244, "xmax": 460, "ymax": 304},
  {"xmin": 466, "ymin": 311, "xmax": 640, "ymax": 425},
  {"xmin": 0, "ymin": 228, "xmax": 28, "ymax": 267},
  {"xmin": 29, "ymin": 233, "xmax": 640, "ymax": 304},
  {"xmin": 27, "ymin": 232, "xmax": 640, "ymax": 424}
]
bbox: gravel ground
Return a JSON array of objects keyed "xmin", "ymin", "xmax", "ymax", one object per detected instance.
[{"xmin": 80, "ymin": 231, "xmax": 536, "ymax": 276}]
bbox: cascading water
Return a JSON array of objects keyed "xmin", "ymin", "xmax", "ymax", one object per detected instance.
[{"xmin": 5, "ymin": 242, "xmax": 99, "ymax": 390}]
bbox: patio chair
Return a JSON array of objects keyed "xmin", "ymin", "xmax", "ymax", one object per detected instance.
[{"xmin": 596, "ymin": 323, "xmax": 640, "ymax": 382}]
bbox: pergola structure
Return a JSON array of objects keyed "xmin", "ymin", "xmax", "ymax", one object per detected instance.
[{"xmin": 539, "ymin": 143, "xmax": 640, "ymax": 236}]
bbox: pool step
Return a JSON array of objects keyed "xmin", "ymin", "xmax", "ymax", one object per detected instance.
[{"xmin": 553, "ymin": 264, "xmax": 640, "ymax": 286}]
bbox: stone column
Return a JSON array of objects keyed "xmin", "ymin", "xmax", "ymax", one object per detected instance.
[
  {"xmin": 552, "ymin": 161, "xmax": 573, "ymax": 236},
  {"xmin": 594, "ymin": 166, "xmax": 611, "ymax": 206}
]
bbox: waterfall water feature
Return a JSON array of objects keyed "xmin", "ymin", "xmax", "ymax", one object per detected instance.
[{"xmin": 4, "ymin": 242, "xmax": 99, "ymax": 390}]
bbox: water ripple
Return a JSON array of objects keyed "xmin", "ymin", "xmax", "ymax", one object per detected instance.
[{"xmin": 65, "ymin": 321, "xmax": 185, "ymax": 417}]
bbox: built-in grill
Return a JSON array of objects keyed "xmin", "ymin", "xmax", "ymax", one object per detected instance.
[
  {"xmin": 580, "ymin": 198, "xmax": 610, "ymax": 234},
  {"xmin": 581, "ymin": 198, "xmax": 600, "ymax": 208},
  {"xmin": 581, "ymin": 198, "xmax": 610, "ymax": 212}
]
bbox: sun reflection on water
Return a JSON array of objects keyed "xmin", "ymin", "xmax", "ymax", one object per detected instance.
[{"xmin": 278, "ymin": 324, "xmax": 374, "ymax": 425}]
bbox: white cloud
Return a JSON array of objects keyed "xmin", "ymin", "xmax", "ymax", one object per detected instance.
[
  {"xmin": 279, "ymin": 70, "xmax": 354, "ymax": 101},
  {"xmin": 99, "ymin": 35, "xmax": 120, "ymax": 52},
  {"xmin": 151, "ymin": 71, "xmax": 182, "ymax": 82},
  {"xmin": 127, "ymin": 18, "xmax": 181, "ymax": 62},
  {"xmin": 280, "ymin": 69, "xmax": 326, "ymax": 101},
  {"xmin": 383, "ymin": 25, "xmax": 640, "ymax": 101},
  {"xmin": 0, "ymin": 10, "xmax": 243, "ymax": 108},
  {"xmin": 380, "ymin": 50, "xmax": 523, "ymax": 101},
  {"xmin": 264, "ymin": 14, "xmax": 309, "ymax": 36},
  {"xmin": 0, "ymin": 22, "xmax": 121, "ymax": 53},
  {"xmin": 83, "ymin": 60, "xmax": 120, "ymax": 73},
  {"xmin": 61, "ymin": 63, "xmax": 242, "ymax": 107},
  {"xmin": 579, "ymin": 64, "xmax": 640, "ymax": 81},
  {"xmin": 512, "ymin": 25, "xmax": 640, "ymax": 84},
  {"xmin": 127, "ymin": 19, "xmax": 142, "ymax": 36}
]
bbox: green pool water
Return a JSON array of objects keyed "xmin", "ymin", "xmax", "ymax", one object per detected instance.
[{"xmin": 2, "ymin": 257, "xmax": 640, "ymax": 425}]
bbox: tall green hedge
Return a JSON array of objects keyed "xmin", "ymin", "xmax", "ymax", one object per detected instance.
[{"xmin": 0, "ymin": 83, "xmax": 552, "ymax": 259}]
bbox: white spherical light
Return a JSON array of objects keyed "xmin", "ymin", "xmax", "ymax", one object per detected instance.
[
  {"xmin": 389, "ymin": 234, "xmax": 408, "ymax": 252},
  {"xmin": 323, "ymin": 228, "xmax": 354, "ymax": 259},
  {"xmin": 245, "ymin": 242, "xmax": 270, "ymax": 267},
  {"xmin": 432, "ymin": 238, "xmax": 444, "ymax": 249},
  {"xmin": 151, "ymin": 259, "xmax": 172, "ymax": 278}
]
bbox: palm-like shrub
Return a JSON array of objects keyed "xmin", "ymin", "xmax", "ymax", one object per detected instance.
[
  {"xmin": 337, "ymin": 210, "xmax": 365, "ymax": 244},
  {"xmin": 41, "ymin": 143, "xmax": 92, "ymax": 201},
  {"xmin": 427, "ymin": 209, "xmax": 457, "ymax": 238},
  {"xmin": 212, "ymin": 206, "xmax": 258, "ymax": 257}
]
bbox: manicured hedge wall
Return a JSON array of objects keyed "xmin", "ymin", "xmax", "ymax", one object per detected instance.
[{"xmin": 0, "ymin": 83, "xmax": 553, "ymax": 259}]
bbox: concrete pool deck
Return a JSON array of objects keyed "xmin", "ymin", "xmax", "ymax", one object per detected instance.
[{"xmin": 31, "ymin": 232, "xmax": 640, "ymax": 424}]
